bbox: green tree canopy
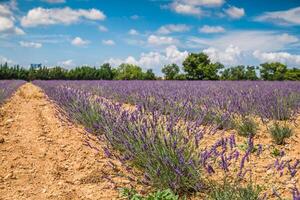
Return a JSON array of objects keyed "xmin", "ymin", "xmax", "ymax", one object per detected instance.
[
  {"xmin": 115, "ymin": 63, "xmax": 145, "ymax": 80},
  {"xmin": 182, "ymin": 53, "xmax": 223, "ymax": 80},
  {"xmin": 284, "ymin": 68, "xmax": 300, "ymax": 80},
  {"xmin": 162, "ymin": 64, "xmax": 180, "ymax": 80},
  {"xmin": 97, "ymin": 63, "xmax": 114, "ymax": 80},
  {"xmin": 260, "ymin": 62, "xmax": 287, "ymax": 81},
  {"xmin": 143, "ymin": 69, "xmax": 156, "ymax": 80},
  {"xmin": 220, "ymin": 65, "xmax": 258, "ymax": 80}
]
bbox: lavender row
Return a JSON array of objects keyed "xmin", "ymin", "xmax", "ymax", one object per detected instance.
[
  {"xmin": 34, "ymin": 80, "xmax": 217, "ymax": 193},
  {"xmin": 36, "ymin": 80, "xmax": 300, "ymax": 122},
  {"xmin": 0, "ymin": 80, "xmax": 26, "ymax": 105}
]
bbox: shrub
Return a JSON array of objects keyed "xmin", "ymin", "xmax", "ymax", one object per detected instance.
[
  {"xmin": 269, "ymin": 123, "xmax": 292, "ymax": 145},
  {"xmin": 235, "ymin": 117, "xmax": 257, "ymax": 137},
  {"xmin": 270, "ymin": 148, "xmax": 281, "ymax": 157},
  {"xmin": 208, "ymin": 182, "xmax": 263, "ymax": 200},
  {"xmin": 120, "ymin": 188, "xmax": 179, "ymax": 200}
]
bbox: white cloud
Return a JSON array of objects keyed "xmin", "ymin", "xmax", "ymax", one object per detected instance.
[
  {"xmin": 168, "ymin": 0, "xmax": 224, "ymax": 16},
  {"xmin": 128, "ymin": 29, "xmax": 139, "ymax": 35},
  {"xmin": 0, "ymin": 55, "xmax": 13, "ymax": 64},
  {"xmin": 199, "ymin": 25, "xmax": 225, "ymax": 33},
  {"xmin": 130, "ymin": 15, "xmax": 140, "ymax": 20},
  {"xmin": 157, "ymin": 24, "xmax": 190, "ymax": 34},
  {"xmin": 186, "ymin": 31, "xmax": 300, "ymax": 67},
  {"xmin": 106, "ymin": 45, "xmax": 188, "ymax": 73},
  {"xmin": 147, "ymin": 34, "xmax": 179, "ymax": 46},
  {"xmin": 21, "ymin": 7, "xmax": 106, "ymax": 27},
  {"xmin": 169, "ymin": 2, "xmax": 202, "ymax": 16},
  {"xmin": 179, "ymin": 0, "xmax": 224, "ymax": 7},
  {"xmin": 43, "ymin": 0, "xmax": 66, "ymax": 3},
  {"xmin": 0, "ymin": 4, "xmax": 25, "ymax": 35},
  {"xmin": 225, "ymin": 6, "xmax": 245, "ymax": 19},
  {"xmin": 187, "ymin": 31, "xmax": 298, "ymax": 52},
  {"xmin": 98, "ymin": 25, "xmax": 108, "ymax": 32},
  {"xmin": 253, "ymin": 51, "xmax": 300, "ymax": 66},
  {"xmin": 0, "ymin": 4, "xmax": 12, "ymax": 17},
  {"xmin": 58, "ymin": 59, "xmax": 74, "ymax": 67},
  {"xmin": 71, "ymin": 37, "xmax": 89, "ymax": 46},
  {"xmin": 20, "ymin": 41, "xmax": 42, "ymax": 48},
  {"xmin": 277, "ymin": 33, "xmax": 299, "ymax": 43},
  {"xmin": 102, "ymin": 39, "xmax": 115, "ymax": 46},
  {"xmin": 203, "ymin": 45, "xmax": 242, "ymax": 65},
  {"xmin": 255, "ymin": 7, "xmax": 300, "ymax": 26},
  {"xmin": 0, "ymin": 16, "xmax": 14, "ymax": 32}
]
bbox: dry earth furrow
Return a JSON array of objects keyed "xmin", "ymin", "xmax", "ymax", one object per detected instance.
[{"xmin": 0, "ymin": 83, "xmax": 139, "ymax": 200}]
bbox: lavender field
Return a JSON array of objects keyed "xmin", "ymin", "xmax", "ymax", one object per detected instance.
[{"xmin": 33, "ymin": 80, "xmax": 300, "ymax": 200}]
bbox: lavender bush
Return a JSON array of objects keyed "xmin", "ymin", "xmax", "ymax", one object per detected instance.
[{"xmin": 0, "ymin": 80, "xmax": 26, "ymax": 104}]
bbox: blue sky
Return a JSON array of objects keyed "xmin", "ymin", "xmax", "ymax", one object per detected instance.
[{"xmin": 0, "ymin": 0, "xmax": 300, "ymax": 74}]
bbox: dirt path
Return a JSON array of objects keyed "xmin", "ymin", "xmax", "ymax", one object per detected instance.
[{"xmin": 0, "ymin": 83, "xmax": 137, "ymax": 200}]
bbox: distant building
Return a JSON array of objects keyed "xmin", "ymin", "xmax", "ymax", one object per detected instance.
[{"xmin": 30, "ymin": 63, "xmax": 42, "ymax": 69}]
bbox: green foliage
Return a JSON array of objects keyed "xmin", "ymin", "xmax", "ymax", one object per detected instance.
[
  {"xmin": 270, "ymin": 147, "xmax": 281, "ymax": 157},
  {"xmin": 260, "ymin": 62, "xmax": 287, "ymax": 81},
  {"xmin": 245, "ymin": 66, "xmax": 259, "ymax": 80},
  {"xmin": 238, "ymin": 140, "xmax": 258, "ymax": 153},
  {"xmin": 0, "ymin": 62, "xmax": 156, "ymax": 80},
  {"xmin": 269, "ymin": 123, "xmax": 292, "ymax": 145},
  {"xmin": 1, "ymin": 59, "xmax": 300, "ymax": 81},
  {"xmin": 284, "ymin": 68, "xmax": 300, "ymax": 80},
  {"xmin": 174, "ymin": 73, "xmax": 186, "ymax": 80},
  {"xmin": 182, "ymin": 53, "xmax": 223, "ymax": 80},
  {"xmin": 202, "ymin": 111, "xmax": 233, "ymax": 130},
  {"xmin": 120, "ymin": 188, "xmax": 179, "ymax": 200},
  {"xmin": 208, "ymin": 182, "xmax": 263, "ymax": 200},
  {"xmin": 162, "ymin": 64, "xmax": 180, "ymax": 80},
  {"xmin": 220, "ymin": 66, "xmax": 259, "ymax": 80},
  {"xmin": 235, "ymin": 117, "xmax": 257, "ymax": 137},
  {"xmin": 115, "ymin": 63, "xmax": 145, "ymax": 80},
  {"xmin": 114, "ymin": 63, "xmax": 156, "ymax": 80},
  {"xmin": 144, "ymin": 69, "xmax": 156, "ymax": 80},
  {"xmin": 97, "ymin": 63, "xmax": 114, "ymax": 80}
]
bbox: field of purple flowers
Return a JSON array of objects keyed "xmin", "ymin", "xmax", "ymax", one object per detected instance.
[
  {"xmin": 0, "ymin": 80, "xmax": 26, "ymax": 105},
  {"xmin": 34, "ymin": 80, "xmax": 300, "ymax": 200}
]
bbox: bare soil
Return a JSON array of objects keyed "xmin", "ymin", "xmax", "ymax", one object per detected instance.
[{"xmin": 0, "ymin": 83, "xmax": 140, "ymax": 200}]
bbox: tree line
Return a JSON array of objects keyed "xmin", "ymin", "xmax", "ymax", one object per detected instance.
[
  {"xmin": 0, "ymin": 63, "xmax": 155, "ymax": 81},
  {"xmin": 162, "ymin": 53, "xmax": 300, "ymax": 81},
  {"xmin": 0, "ymin": 52, "xmax": 299, "ymax": 80}
]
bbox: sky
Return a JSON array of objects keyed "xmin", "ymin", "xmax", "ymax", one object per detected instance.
[{"xmin": 0, "ymin": 0, "xmax": 300, "ymax": 75}]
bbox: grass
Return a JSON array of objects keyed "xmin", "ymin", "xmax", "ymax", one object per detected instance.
[
  {"xmin": 208, "ymin": 181, "xmax": 263, "ymax": 200},
  {"xmin": 269, "ymin": 123, "xmax": 293, "ymax": 145},
  {"xmin": 235, "ymin": 117, "xmax": 257, "ymax": 137},
  {"xmin": 120, "ymin": 188, "xmax": 179, "ymax": 200}
]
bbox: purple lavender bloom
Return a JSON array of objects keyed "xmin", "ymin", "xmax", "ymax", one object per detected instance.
[{"xmin": 293, "ymin": 188, "xmax": 300, "ymax": 200}]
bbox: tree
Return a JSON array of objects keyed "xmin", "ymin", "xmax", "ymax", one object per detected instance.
[
  {"xmin": 260, "ymin": 62, "xmax": 287, "ymax": 81},
  {"xmin": 144, "ymin": 69, "xmax": 156, "ymax": 80},
  {"xmin": 220, "ymin": 65, "xmax": 259, "ymax": 80},
  {"xmin": 115, "ymin": 63, "xmax": 145, "ymax": 80},
  {"xmin": 49, "ymin": 67, "xmax": 67, "ymax": 80},
  {"xmin": 245, "ymin": 66, "xmax": 259, "ymax": 80},
  {"xmin": 162, "ymin": 64, "xmax": 180, "ymax": 80},
  {"xmin": 98, "ymin": 63, "xmax": 114, "ymax": 80},
  {"xmin": 284, "ymin": 68, "xmax": 300, "ymax": 80},
  {"xmin": 182, "ymin": 53, "xmax": 223, "ymax": 80}
]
